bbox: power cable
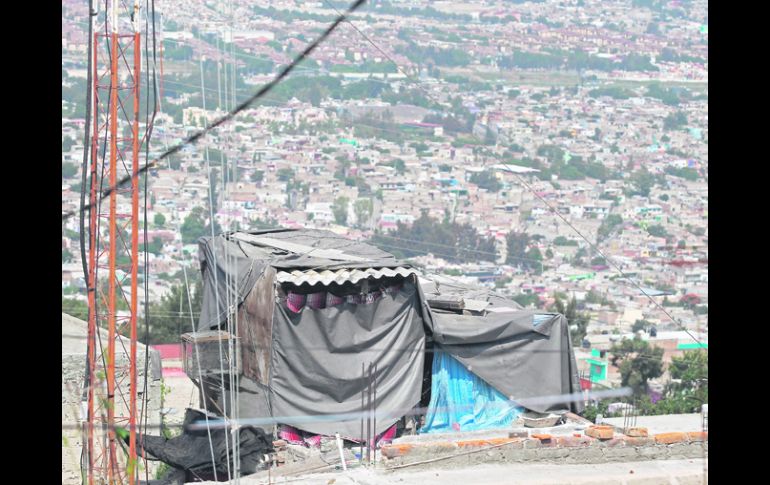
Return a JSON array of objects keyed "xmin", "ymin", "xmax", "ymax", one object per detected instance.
[
  {"xmin": 62, "ymin": 0, "xmax": 369, "ymax": 222},
  {"xmin": 317, "ymin": 0, "xmax": 704, "ymax": 346},
  {"xmin": 78, "ymin": 3, "xmax": 96, "ymax": 482},
  {"xmin": 501, "ymin": 167, "xmax": 705, "ymax": 347},
  {"xmin": 139, "ymin": 1, "xmax": 158, "ymax": 481}
]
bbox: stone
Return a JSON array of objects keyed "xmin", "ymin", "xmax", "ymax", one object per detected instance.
[
  {"xmin": 624, "ymin": 427, "xmax": 648, "ymax": 437},
  {"xmin": 654, "ymin": 432, "xmax": 688, "ymax": 445},
  {"xmin": 585, "ymin": 425, "xmax": 614, "ymax": 440}
]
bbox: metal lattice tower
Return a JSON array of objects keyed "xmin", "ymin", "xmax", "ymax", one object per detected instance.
[{"xmin": 85, "ymin": 1, "xmax": 144, "ymax": 483}]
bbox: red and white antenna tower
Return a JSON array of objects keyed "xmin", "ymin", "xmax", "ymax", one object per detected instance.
[{"xmin": 85, "ymin": 1, "xmax": 145, "ymax": 483}]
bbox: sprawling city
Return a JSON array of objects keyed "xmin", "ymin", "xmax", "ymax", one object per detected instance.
[{"xmin": 62, "ymin": 1, "xmax": 707, "ymax": 484}]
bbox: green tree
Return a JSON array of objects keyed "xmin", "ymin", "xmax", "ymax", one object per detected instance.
[
  {"xmin": 609, "ymin": 336, "xmax": 664, "ymax": 396},
  {"xmin": 392, "ymin": 158, "xmax": 406, "ymax": 175},
  {"xmin": 144, "ymin": 280, "xmax": 203, "ymax": 344},
  {"xmin": 647, "ymin": 224, "xmax": 669, "ymax": 238},
  {"xmin": 153, "ymin": 213, "xmax": 166, "ymax": 228},
  {"xmin": 553, "ymin": 295, "xmax": 589, "ymax": 347},
  {"xmin": 554, "ymin": 236, "xmax": 578, "ymax": 246},
  {"xmin": 250, "ymin": 170, "xmax": 264, "ymax": 183},
  {"xmin": 370, "ymin": 212, "xmax": 496, "ymax": 263},
  {"xmin": 470, "ymin": 170, "xmax": 502, "ymax": 192},
  {"xmin": 62, "ymin": 162, "xmax": 78, "ymax": 178},
  {"xmin": 526, "ymin": 247, "xmax": 543, "ymax": 274},
  {"xmin": 628, "ymin": 168, "xmax": 655, "ymax": 197},
  {"xmin": 62, "ymin": 136, "xmax": 76, "ymax": 152},
  {"xmin": 353, "ymin": 198, "xmax": 373, "ymax": 228},
  {"xmin": 180, "ymin": 207, "xmax": 220, "ymax": 244},
  {"xmin": 665, "ymin": 349, "xmax": 708, "ymax": 411},
  {"xmin": 332, "ymin": 196, "xmax": 349, "ymax": 225},
  {"xmin": 62, "ymin": 297, "xmax": 89, "ymax": 321},
  {"xmin": 141, "ymin": 236, "xmax": 164, "ymax": 256},
  {"xmin": 632, "ymin": 319, "xmax": 651, "ymax": 333},
  {"xmin": 663, "ymin": 111, "xmax": 688, "ymax": 131},
  {"xmin": 277, "ymin": 168, "xmax": 294, "ymax": 182},
  {"xmin": 597, "ymin": 214, "xmax": 623, "ymax": 241}
]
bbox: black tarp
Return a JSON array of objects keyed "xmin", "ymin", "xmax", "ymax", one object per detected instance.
[
  {"xmin": 198, "ymin": 229, "xmax": 404, "ymax": 331},
  {"xmin": 195, "ymin": 229, "xmax": 584, "ymax": 434},
  {"xmin": 269, "ymin": 279, "xmax": 426, "ymax": 437},
  {"xmin": 134, "ymin": 408, "xmax": 273, "ymax": 479},
  {"xmin": 428, "ymin": 311, "xmax": 584, "ymax": 415}
]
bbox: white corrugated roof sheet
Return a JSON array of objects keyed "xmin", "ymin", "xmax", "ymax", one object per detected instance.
[{"xmin": 276, "ymin": 267, "xmax": 417, "ymax": 286}]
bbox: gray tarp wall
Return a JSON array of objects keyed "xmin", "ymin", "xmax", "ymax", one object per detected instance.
[
  {"xmin": 196, "ymin": 230, "xmax": 584, "ymax": 436},
  {"xmin": 429, "ymin": 311, "xmax": 584, "ymax": 415},
  {"xmin": 269, "ymin": 280, "xmax": 426, "ymax": 437}
]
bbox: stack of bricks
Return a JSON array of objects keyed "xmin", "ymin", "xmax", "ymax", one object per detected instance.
[{"xmin": 380, "ymin": 428, "xmax": 708, "ymax": 467}]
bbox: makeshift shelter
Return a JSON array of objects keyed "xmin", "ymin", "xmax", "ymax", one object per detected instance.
[
  {"xmin": 187, "ymin": 229, "xmax": 583, "ymax": 443},
  {"xmin": 418, "ymin": 275, "xmax": 584, "ymax": 433}
]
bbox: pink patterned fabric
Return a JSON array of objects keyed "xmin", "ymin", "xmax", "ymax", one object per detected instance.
[
  {"xmin": 307, "ymin": 291, "xmax": 327, "ymax": 309},
  {"xmin": 363, "ymin": 290, "xmax": 382, "ymax": 304},
  {"xmin": 278, "ymin": 425, "xmax": 304, "ymax": 445},
  {"xmin": 346, "ymin": 291, "xmax": 382, "ymax": 305},
  {"xmin": 278, "ymin": 424, "xmax": 323, "ymax": 448},
  {"xmin": 286, "ymin": 292, "xmax": 306, "ymax": 313},
  {"xmin": 304, "ymin": 435, "xmax": 322, "ymax": 448},
  {"xmin": 326, "ymin": 292, "xmax": 345, "ymax": 307},
  {"xmin": 376, "ymin": 424, "xmax": 398, "ymax": 447}
]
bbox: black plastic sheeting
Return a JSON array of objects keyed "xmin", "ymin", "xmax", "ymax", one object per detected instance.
[
  {"xmin": 133, "ymin": 408, "xmax": 273, "ymax": 481},
  {"xmin": 269, "ymin": 280, "xmax": 427, "ymax": 438},
  {"xmin": 198, "ymin": 229, "xmax": 403, "ymax": 331},
  {"xmin": 428, "ymin": 311, "xmax": 584, "ymax": 415},
  {"xmin": 195, "ymin": 229, "xmax": 584, "ymax": 435}
]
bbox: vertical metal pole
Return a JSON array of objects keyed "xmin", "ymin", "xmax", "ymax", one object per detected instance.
[
  {"xmin": 106, "ymin": 2, "xmax": 120, "ymax": 480},
  {"xmin": 159, "ymin": 11, "xmax": 164, "ymax": 105},
  {"xmin": 129, "ymin": 3, "xmax": 142, "ymax": 480},
  {"xmin": 360, "ymin": 362, "xmax": 364, "ymax": 463},
  {"xmin": 372, "ymin": 362, "xmax": 377, "ymax": 465},
  {"xmin": 86, "ymin": 25, "xmax": 100, "ymax": 485},
  {"xmin": 216, "ymin": 37, "xmax": 222, "ymax": 109},
  {"xmin": 366, "ymin": 362, "xmax": 372, "ymax": 465}
]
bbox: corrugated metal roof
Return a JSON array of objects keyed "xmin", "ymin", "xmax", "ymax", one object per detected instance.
[{"xmin": 276, "ymin": 267, "xmax": 417, "ymax": 286}]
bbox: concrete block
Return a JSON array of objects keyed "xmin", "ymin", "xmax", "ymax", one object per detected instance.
[
  {"xmin": 624, "ymin": 437, "xmax": 654, "ymax": 447},
  {"xmin": 520, "ymin": 449, "xmax": 545, "ymax": 461},
  {"xmin": 533, "ymin": 447, "xmax": 571, "ymax": 461},
  {"xmin": 555, "ymin": 435, "xmax": 595, "ymax": 448},
  {"xmin": 654, "ymin": 432, "xmax": 688, "ymax": 444},
  {"xmin": 381, "ymin": 444, "xmax": 413, "ymax": 459},
  {"xmin": 637, "ymin": 445, "xmax": 667, "ymax": 460},
  {"xmin": 585, "ymin": 425, "xmax": 614, "ymax": 440},
  {"xmin": 625, "ymin": 427, "xmax": 648, "ymax": 437},
  {"xmin": 522, "ymin": 439, "xmax": 542, "ymax": 449},
  {"xmin": 573, "ymin": 446, "xmax": 607, "ymax": 463},
  {"xmin": 499, "ymin": 447, "xmax": 526, "ymax": 462},
  {"xmin": 508, "ymin": 429, "xmax": 529, "ymax": 438},
  {"xmin": 602, "ymin": 446, "xmax": 638, "ymax": 461},
  {"xmin": 599, "ymin": 438, "xmax": 626, "ymax": 448},
  {"xmin": 687, "ymin": 431, "xmax": 708, "ymax": 442},
  {"xmin": 668, "ymin": 442, "xmax": 705, "ymax": 460}
]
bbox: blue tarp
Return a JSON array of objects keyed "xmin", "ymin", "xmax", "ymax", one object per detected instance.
[{"xmin": 420, "ymin": 350, "xmax": 522, "ymax": 434}]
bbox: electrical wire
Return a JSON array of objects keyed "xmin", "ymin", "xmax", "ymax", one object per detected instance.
[
  {"xmin": 139, "ymin": 1, "xmax": 158, "ymax": 481},
  {"xmin": 315, "ymin": 0, "xmax": 705, "ymax": 347},
  {"xmin": 78, "ymin": 2, "xmax": 96, "ymax": 482},
  {"xmin": 62, "ymin": 0, "xmax": 369, "ymax": 222}
]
